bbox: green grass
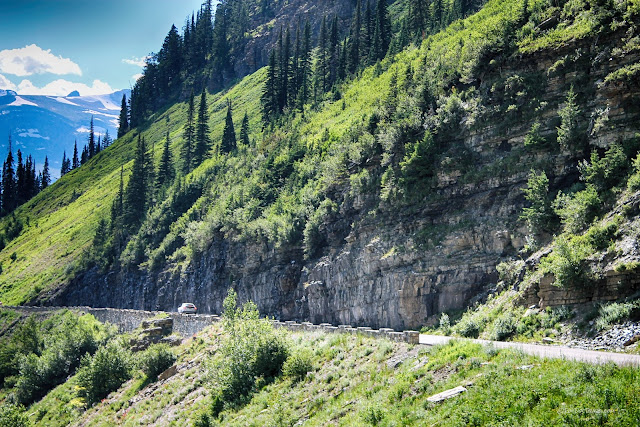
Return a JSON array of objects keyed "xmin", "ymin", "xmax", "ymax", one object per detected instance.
[{"xmin": 33, "ymin": 328, "xmax": 639, "ymax": 426}]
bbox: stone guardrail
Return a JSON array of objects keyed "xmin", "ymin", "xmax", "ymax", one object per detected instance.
[{"xmin": 1, "ymin": 306, "xmax": 420, "ymax": 344}]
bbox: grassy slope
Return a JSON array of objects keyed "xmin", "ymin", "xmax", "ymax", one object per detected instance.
[{"xmin": 27, "ymin": 325, "xmax": 640, "ymax": 426}]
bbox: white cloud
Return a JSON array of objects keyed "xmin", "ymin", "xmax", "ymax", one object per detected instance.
[
  {"xmin": 0, "ymin": 44, "xmax": 82, "ymax": 77},
  {"xmin": 0, "ymin": 74, "xmax": 17, "ymax": 91},
  {"xmin": 132, "ymin": 73, "xmax": 143, "ymax": 82},
  {"xmin": 17, "ymin": 128, "xmax": 49, "ymax": 140},
  {"xmin": 17, "ymin": 79, "xmax": 115, "ymax": 96},
  {"xmin": 122, "ymin": 56, "xmax": 150, "ymax": 67}
]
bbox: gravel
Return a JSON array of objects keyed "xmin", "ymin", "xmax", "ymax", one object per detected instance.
[{"xmin": 564, "ymin": 321, "xmax": 640, "ymax": 351}]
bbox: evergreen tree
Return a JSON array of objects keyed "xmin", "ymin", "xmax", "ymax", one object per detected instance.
[
  {"xmin": 118, "ymin": 94, "xmax": 129, "ymax": 138},
  {"xmin": 297, "ymin": 20, "xmax": 312, "ymax": 108},
  {"xmin": 262, "ymin": 49, "xmax": 279, "ymax": 121},
  {"xmin": 102, "ymin": 130, "xmax": 112, "ymax": 149},
  {"xmin": 41, "ymin": 157, "xmax": 50, "ymax": 190},
  {"xmin": 123, "ymin": 135, "xmax": 148, "ymax": 231},
  {"xmin": 81, "ymin": 145, "xmax": 88, "ymax": 165},
  {"xmin": 110, "ymin": 166, "xmax": 125, "ymax": 231},
  {"xmin": 156, "ymin": 117, "xmax": 174, "ymax": 191},
  {"xmin": 315, "ymin": 17, "xmax": 329, "ymax": 95},
  {"xmin": 329, "ymin": 16, "xmax": 340, "ymax": 85},
  {"xmin": 72, "ymin": 141, "xmax": 79, "ymax": 169},
  {"xmin": 88, "ymin": 117, "xmax": 96, "ymax": 158},
  {"xmin": 212, "ymin": 0, "xmax": 230, "ymax": 85},
  {"xmin": 157, "ymin": 24, "xmax": 183, "ymax": 95},
  {"xmin": 221, "ymin": 99, "xmax": 237, "ymax": 154},
  {"xmin": 2, "ymin": 136, "xmax": 16, "ymax": 215},
  {"xmin": 25, "ymin": 155, "xmax": 36, "ymax": 200},
  {"xmin": 193, "ymin": 89, "xmax": 210, "ymax": 167},
  {"xmin": 371, "ymin": 0, "xmax": 391, "ymax": 61},
  {"xmin": 240, "ymin": 112, "xmax": 250, "ymax": 146},
  {"xmin": 96, "ymin": 136, "xmax": 102, "ymax": 154},
  {"xmin": 61, "ymin": 151, "xmax": 71, "ymax": 176},
  {"xmin": 278, "ymin": 27, "xmax": 291, "ymax": 111},
  {"xmin": 182, "ymin": 91, "xmax": 195, "ymax": 174},
  {"xmin": 347, "ymin": 0, "xmax": 362, "ymax": 74},
  {"xmin": 16, "ymin": 150, "xmax": 26, "ymax": 205}
]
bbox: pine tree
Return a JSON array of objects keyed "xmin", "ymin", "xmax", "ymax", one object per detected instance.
[
  {"xmin": 315, "ymin": 17, "xmax": 329, "ymax": 95},
  {"xmin": 329, "ymin": 16, "xmax": 340, "ymax": 85},
  {"xmin": 262, "ymin": 49, "xmax": 279, "ymax": 122},
  {"xmin": 2, "ymin": 135, "xmax": 16, "ymax": 215},
  {"xmin": 72, "ymin": 141, "xmax": 79, "ymax": 169},
  {"xmin": 193, "ymin": 89, "xmax": 210, "ymax": 167},
  {"xmin": 96, "ymin": 136, "xmax": 101, "ymax": 154},
  {"xmin": 123, "ymin": 135, "xmax": 148, "ymax": 231},
  {"xmin": 156, "ymin": 117, "xmax": 174, "ymax": 191},
  {"xmin": 81, "ymin": 145, "xmax": 88, "ymax": 165},
  {"xmin": 347, "ymin": 0, "xmax": 362, "ymax": 74},
  {"xmin": 88, "ymin": 117, "xmax": 96, "ymax": 158},
  {"xmin": 102, "ymin": 130, "xmax": 112, "ymax": 149},
  {"xmin": 61, "ymin": 151, "xmax": 71, "ymax": 176},
  {"xmin": 41, "ymin": 157, "xmax": 50, "ymax": 190},
  {"xmin": 16, "ymin": 150, "xmax": 26, "ymax": 205},
  {"xmin": 221, "ymin": 99, "xmax": 237, "ymax": 154},
  {"xmin": 25, "ymin": 155, "xmax": 36, "ymax": 200},
  {"xmin": 182, "ymin": 91, "xmax": 195, "ymax": 174},
  {"xmin": 240, "ymin": 112, "xmax": 250, "ymax": 146},
  {"xmin": 118, "ymin": 94, "xmax": 129, "ymax": 138},
  {"xmin": 297, "ymin": 20, "xmax": 312, "ymax": 109},
  {"xmin": 110, "ymin": 166, "xmax": 125, "ymax": 231}
]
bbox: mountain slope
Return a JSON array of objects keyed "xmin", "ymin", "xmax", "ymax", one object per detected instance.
[{"xmin": 1, "ymin": 0, "xmax": 640, "ymax": 332}]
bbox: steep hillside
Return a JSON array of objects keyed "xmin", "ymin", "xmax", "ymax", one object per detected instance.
[
  {"xmin": 2, "ymin": 307, "xmax": 637, "ymax": 426},
  {"xmin": 2, "ymin": 0, "xmax": 640, "ymax": 333}
]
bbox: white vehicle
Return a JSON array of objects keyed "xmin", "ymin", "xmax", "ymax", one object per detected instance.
[{"xmin": 178, "ymin": 303, "xmax": 197, "ymax": 314}]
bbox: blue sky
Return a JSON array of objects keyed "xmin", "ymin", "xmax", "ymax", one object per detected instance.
[{"xmin": 0, "ymin": 0, "xmax": 205, "ymax": 96}]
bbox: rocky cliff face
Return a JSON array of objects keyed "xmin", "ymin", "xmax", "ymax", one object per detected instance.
[{"xmin": 52, "ymin": 26, "xmax": 640, "ymax": 330}]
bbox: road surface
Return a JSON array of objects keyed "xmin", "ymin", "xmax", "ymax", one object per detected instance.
[{"xmin": 419, "ymin": 334, "xmax": 640, "ymax": 367}]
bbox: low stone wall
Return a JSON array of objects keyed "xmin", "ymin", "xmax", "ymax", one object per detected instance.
[{"xmin": 1, "ymin": 306, "xmax": 419, "ymax": 344}]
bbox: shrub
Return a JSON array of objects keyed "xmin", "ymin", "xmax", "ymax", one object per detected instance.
[
  {"xmin": 76, "ymin": 341, "xmax": 132, "ymax": 406},
  {"xmin": 282, "ymin": 348, "xmax": 313, "ymax": 383},
  {"xmin": 210, "ymin": 289, "xmax": 290, "ymax": 408},
  {"xmin": 136, "ymin": 344, "xmax": 176, "ymax": 381},
  {"xmin": 439, "ymin": 313, "xmax": 451, "ymax": 334},
  {"xmin": 557, "ymin": 86, "xmax": 581, "ymax": 149},
  {"xmin": 595, "ymin": 302, "xmax": 637, "ymax": 331},
  {"xmin": 578, "ymin": 144, "xmax": 627, "ymax": 192},
  {"xmin": 0, "ymin": 404, "xmax": 28, "ymax": 427},
  {"xmin": 554, "ymin": 184, "xmax": 601, "ymax": 234},
  {"xmin": 520, "ymin": 170, "xmax": 556, "ymax": 235},
  {"xmin": 490, "ymin": 313, "xmax": 517, "ymax": 341},
  {"xmin": 361, "ymin": 404, "xmax": 386, "ymax": 426},
  {"xmin": 454, "ymin": 314, "xmax": 485, "ymax": 338},
  {"xmin": 540, "ymin": 235, "xmax": 593, "ymax": 288},
  {"xmin": 524, "ymin": 121, "xmax": 547, "ymax": 148}
]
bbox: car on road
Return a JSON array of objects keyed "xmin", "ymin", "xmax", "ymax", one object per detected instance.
[{"xmin": 178, "ymin": 303, "xmax": 197, "ymax": 314}]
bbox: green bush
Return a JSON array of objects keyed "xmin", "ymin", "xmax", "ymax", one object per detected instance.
[
  {"xmin": 520, "ymin": 170, "xmax": 556, "ymax": 235},
  {"xmin": 595, "ymin": 302, "xmax": 638, "ymax": 331},
  {"xmin": 136, "ymin": 344, "xmax": 176, "ymax": 380},
  {"xmin": 556, "ymin": 86, "xmax": 581, "ymax": 150},
  {"xmin": 8, "ymin": 311, "xmax": 109, "ymax": 405},
  {"xmin": 524, "ymin": 121, "xmax": 547, "ymax": 149},
  {"xmin": 454, "ymin": 314, "xmax": 485, "ymax": 338},
  {"xmin": 282, "ymin": 348, "xmax": 313, "ymax": 383},
  {"xmin": 76, "ymin": 341, "xmax": 132, "ymax": 406},
  {"xmin": 210, "ymin": 289, "xmax": 290, "ymax": 409},
  {"xmin": 0, "ymin": 404, "xmax": 28, "ymax": 427},
  {"xmin": 490, "ymin": 313, "xmax": 517, "ymax": 341},
  {"xmin": 578, "ymin": 144, "xmax": 627, "ymax": 192},
  {"xmin": 540, "ymin": 235, "xmax": 593, "ymax": 288},
  {"xmin": 554, "ymin": 184, "xmax": 601, "ymax": 234}
]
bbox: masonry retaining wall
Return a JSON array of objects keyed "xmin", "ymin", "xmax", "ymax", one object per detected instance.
[{"xmin": 1, "ymin": 306, "xmax": 419, "ymax": 344}]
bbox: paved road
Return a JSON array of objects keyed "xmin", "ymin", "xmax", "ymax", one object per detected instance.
[{"xmin": 419, "ymin": 334, "xmax": 640, "ymax": 367}]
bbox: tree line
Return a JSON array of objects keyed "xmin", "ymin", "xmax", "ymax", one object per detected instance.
[
  {"xmin": 1, "ymin": 135, "xmax": 50, "ymax": 217},
  {"xmin": 60, "ymin": 117, "xmax": 113, "ymax": 177}
]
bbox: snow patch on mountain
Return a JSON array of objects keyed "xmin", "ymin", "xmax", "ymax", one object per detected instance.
[{"xmin": 9, "ymin": 96, "xmax": 38, "ymax": 107}]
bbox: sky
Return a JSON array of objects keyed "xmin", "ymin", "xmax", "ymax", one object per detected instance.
[{"xmin": 0, "ymin": 0, "xmax": 205, "ymax": 96}]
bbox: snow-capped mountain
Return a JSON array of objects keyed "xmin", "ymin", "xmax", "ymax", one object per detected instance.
[{"xmin": 0, "ymin": 89, "xmax": 129, "ymax": 178}]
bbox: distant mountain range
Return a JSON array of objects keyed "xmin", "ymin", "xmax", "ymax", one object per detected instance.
[{"xmin": 0, "ymin": 89, "xmax": 129, "ymax": 178}]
